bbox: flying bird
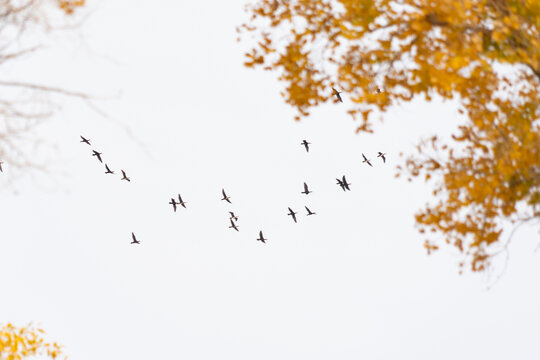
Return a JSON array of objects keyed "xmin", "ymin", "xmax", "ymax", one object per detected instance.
[
  {"xmin": 229, "ymin": 219, "xmax": 239, "ymax": 232},
  {"xmin": 362, "ymin": 153, "xmax": 373, "ymax": 167},
  {"xmin": 177, "ymin": 194, "xmax": 187, "ymax": 208},
  {"xmin": 301, "ymin": 139, "xmax": 310, "ymax": 152},
  {"xmin": 377, "ymin": 152, "xmax": 386, "ymax": 163},
  {"xmin": 169, "ymin": 198, "xmax": 178, "ymax": 212},
  {"xmin": 342, "ymin": 175, "xmax": 351, "ymax": 191},
  {"xmin": 257, "ymin": 231, "xmax": 267, "ymax": 243},
  {"xmin": 221, "ymin": 189, "xmax": 231, "ymax": 203},
  {"xmin": 131, "ymin": 232, "xmax": 140, "ymax": 244},
  {"xmin": 305, "ymin": 206, "xmax": 316, "ymax": 216},
  {"xmin": 336, "ymin": 178, "xmax": 346, "ymax": 191},
  {"xmin": 121, "ymin": 170, "xmax": 130, "ymax": 182},
  {"xmin": 229, "ymin": 211, "xmax": 239, "ymax": 222},
  {"xmin": 104, "ymin": 164, "xmax": 114, "ymax": 174},
  {"xmin": 287, "ymin": 207, "xmax": 298, "ymax": 223},
  {"xmin": 92, "ymin": 150, "xmax": 103, "ymax": 163},
  {"xmin": 301, "ymin": 182, "xmax": 312, "ymax": 195},
  {"xmin": 0, "ymin": 161, "xmax": 3, "ymax": 172},
  {"xmin": 80, "ymin": 135, "xmax": 91, "ymax": 145},
  {"xmin": 332, "ymin": 87, "xmax": 343, "ymax": 103}
]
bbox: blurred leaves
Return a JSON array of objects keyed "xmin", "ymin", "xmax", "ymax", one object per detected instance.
[{"xmin": 0, "ymin": 323, "xmax": 65, "ymax": 360}]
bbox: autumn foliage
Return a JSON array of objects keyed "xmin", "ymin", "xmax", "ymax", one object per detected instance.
[
  {"xmin": 57, "ymin": 0, "xmax": 85, "ymax": 14},
  {"xmin": 240, "ymin": 0, "xmax": 540, "ymax": 272},
  {"xmin": 0, "ymin": 323, "xmax": 64, "ymax": 359}
]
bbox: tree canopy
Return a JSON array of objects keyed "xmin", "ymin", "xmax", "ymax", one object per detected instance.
[
  {"xmin": 0, "ymin": 323, "xmax": 64, "ymax": 360},
  {"xmin": 0, "ymin": 0, "xmax": 87, "ymax": 176},
  {"xmin": 240, "ymin": 0, "xmax": 540, "ymax": 272}
]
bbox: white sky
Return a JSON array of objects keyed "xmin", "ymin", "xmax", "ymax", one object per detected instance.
[{"xmin": 1, "ymin": 1, "xmax": 540, "ymax": 359}]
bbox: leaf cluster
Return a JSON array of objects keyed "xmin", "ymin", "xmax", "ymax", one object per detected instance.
[{"xmin": 240, "ymin": 0, "xmax": 540, "ymax": 271}]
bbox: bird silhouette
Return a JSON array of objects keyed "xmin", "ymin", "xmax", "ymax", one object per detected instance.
[
  {"xmin": 301, "ymin": 182, "xmax": 312, "ymax": 195},
  {"xmin": 229, "ymin": 211, "xmax": 239, "ymax": 222},
  {"xmin": 121, "ymin": 170, "xmax": 130, "ymax": 182},
  {"xmin": 131, "ymin": 232, "xmax": 140, "ymax": 244},
  {"xmin": 332, "ymin": 87, "xmax": 343, "ymax": 102},
  {"xmin": 0, "ymin": 161, "xmax": 3, "ymax": 172},
  {"xmin": 229, "ymin": 219, "xmax": 239, "ymax": 232},
  {"xmin": 362, "ymin": 153, "xmax": 373, "ymax": 167},
  {"xmin": 221, "ymin": 189, "xmax": 232, "ymax": 203},
  {"xmin": 177, "ymin": 194, "xmax": 187, "ymax": 208},
  {"xmin": 92, "ymin": 150, "xmax": 103, "ymax": 163},
  {"xmin": 301, "ymin": 140, "xmax": 310, "ymax": 152},
  {"xmin": 342, "ymin": 175, "xmax": 351, "ymax": 191},
  {"xmin": 104, "ymin": 164, "xmax": 114, "ymax": 174},
  {"xmin": 288, "ymin": 207, "xmax": 298, "ymax": 223},
  {"xmin": 257, "ymin": 231, "xmax": 267, "ymax": 243},
  {"xmin": 336, "ymin": 178, "xmax": 346, "ymax": 191},
  {"xmin": 305, "ymin": 206, "xmax": 316, "ymax": 216},
  {"xmin": 80, "ymin": 135, "xmax": 91, "ymax": 145},
  {"xmin": 169, "ymin": 198, "xmax": 178, "ymax": 212},
  {"xmin": 377, "ymin": 152, "xmax": 386, "ymax": 163}
]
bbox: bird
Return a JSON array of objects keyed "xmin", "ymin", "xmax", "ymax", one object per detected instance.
[
  {"xmin": 342, "ymin": 175, "xmax": 351, "ymax": 191},
  {"xmin": 229, "ymin": 211, "xmax": 239, "ymax": 222},
  {"xmin": 336, "ymin": 178, "xmax": 346, "ymax": 191},
  {"xmin": 305, "ymin": 206, "xmax": 316, "ymax": 216},
  {"xmin": 301, "ymin": 182, "xmax": 312, "ymax": 195},
  {"xmin": 177, "ymin": 194, "xmax": 187, "ymax": 208},
  {"xmin": 169, "ymin": 198, "xmax": 178, "ymax": 212},
  {"xmin": 121, "ymin": 170, "xmax": 130, "ymax": 182},
  {"xmin": 80, "ymin": 135, "xmax": 91, "ymax": 145},
  {"xmin": 288, "ymin": 207, "xmax": 298, "ymax": 223},
  {"xmin": 0, "ymin": 161, "xmax": 3, "ymax": 172},
  {"xmin": 332, "ymin": 87, "xmax": 343, "ymax": 103},
  {"xmin": 301, "ymin": 139, "xmax": 310, "ymax": 152},
  {"xmin": 131, "ymin": 232, "xmax": 140, "ymax": 244},
  {"xmin": 257, "ymin": 231, "xmax": 267, "ymax": 243},
  {"xmin": 376, "ymin": 87, "xmax": 383, "ymax": 93},
  {"xmin": 377, "ymin": 152, "xmax": 386, "ymax": 163},
  {"xmin": 92, "ymin": 150, "xmax": 103, "ymax": 163},
  {"xmin": 104, "ymin": 164, "xmax": 114, "ymax": 174},
  {"xmin": 229, "ymin": 219, "xmax": 239, "ymax": 232},
  {"xmin": 221, "ymin": 188, "xmax": 231, "ymax": 203},
  {"xmin": 362, "ymin": 153, "xmax": 373, "ymax": 167}
]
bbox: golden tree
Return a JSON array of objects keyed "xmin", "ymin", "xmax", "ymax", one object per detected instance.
[
  {"xmin": 0, "ymin": 323, "xmax": 64, "ymax": 359},
  {"xmin": 240, "ymin": 0, "xmax": 540, "ymax": 272}
]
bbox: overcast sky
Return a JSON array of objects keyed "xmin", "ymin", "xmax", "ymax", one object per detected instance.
[{"xmin": 1, "ymin": 1, "xmax": 540, "ymax": 359}]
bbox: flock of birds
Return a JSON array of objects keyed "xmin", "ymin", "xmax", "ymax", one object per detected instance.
[
  {"xmin": 0, "ymin": 88, "xmax": 385, "ymax": 245},
  {"xmin": 78, "ymin": 111, "xmax": 387, "ymax": 245}
]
